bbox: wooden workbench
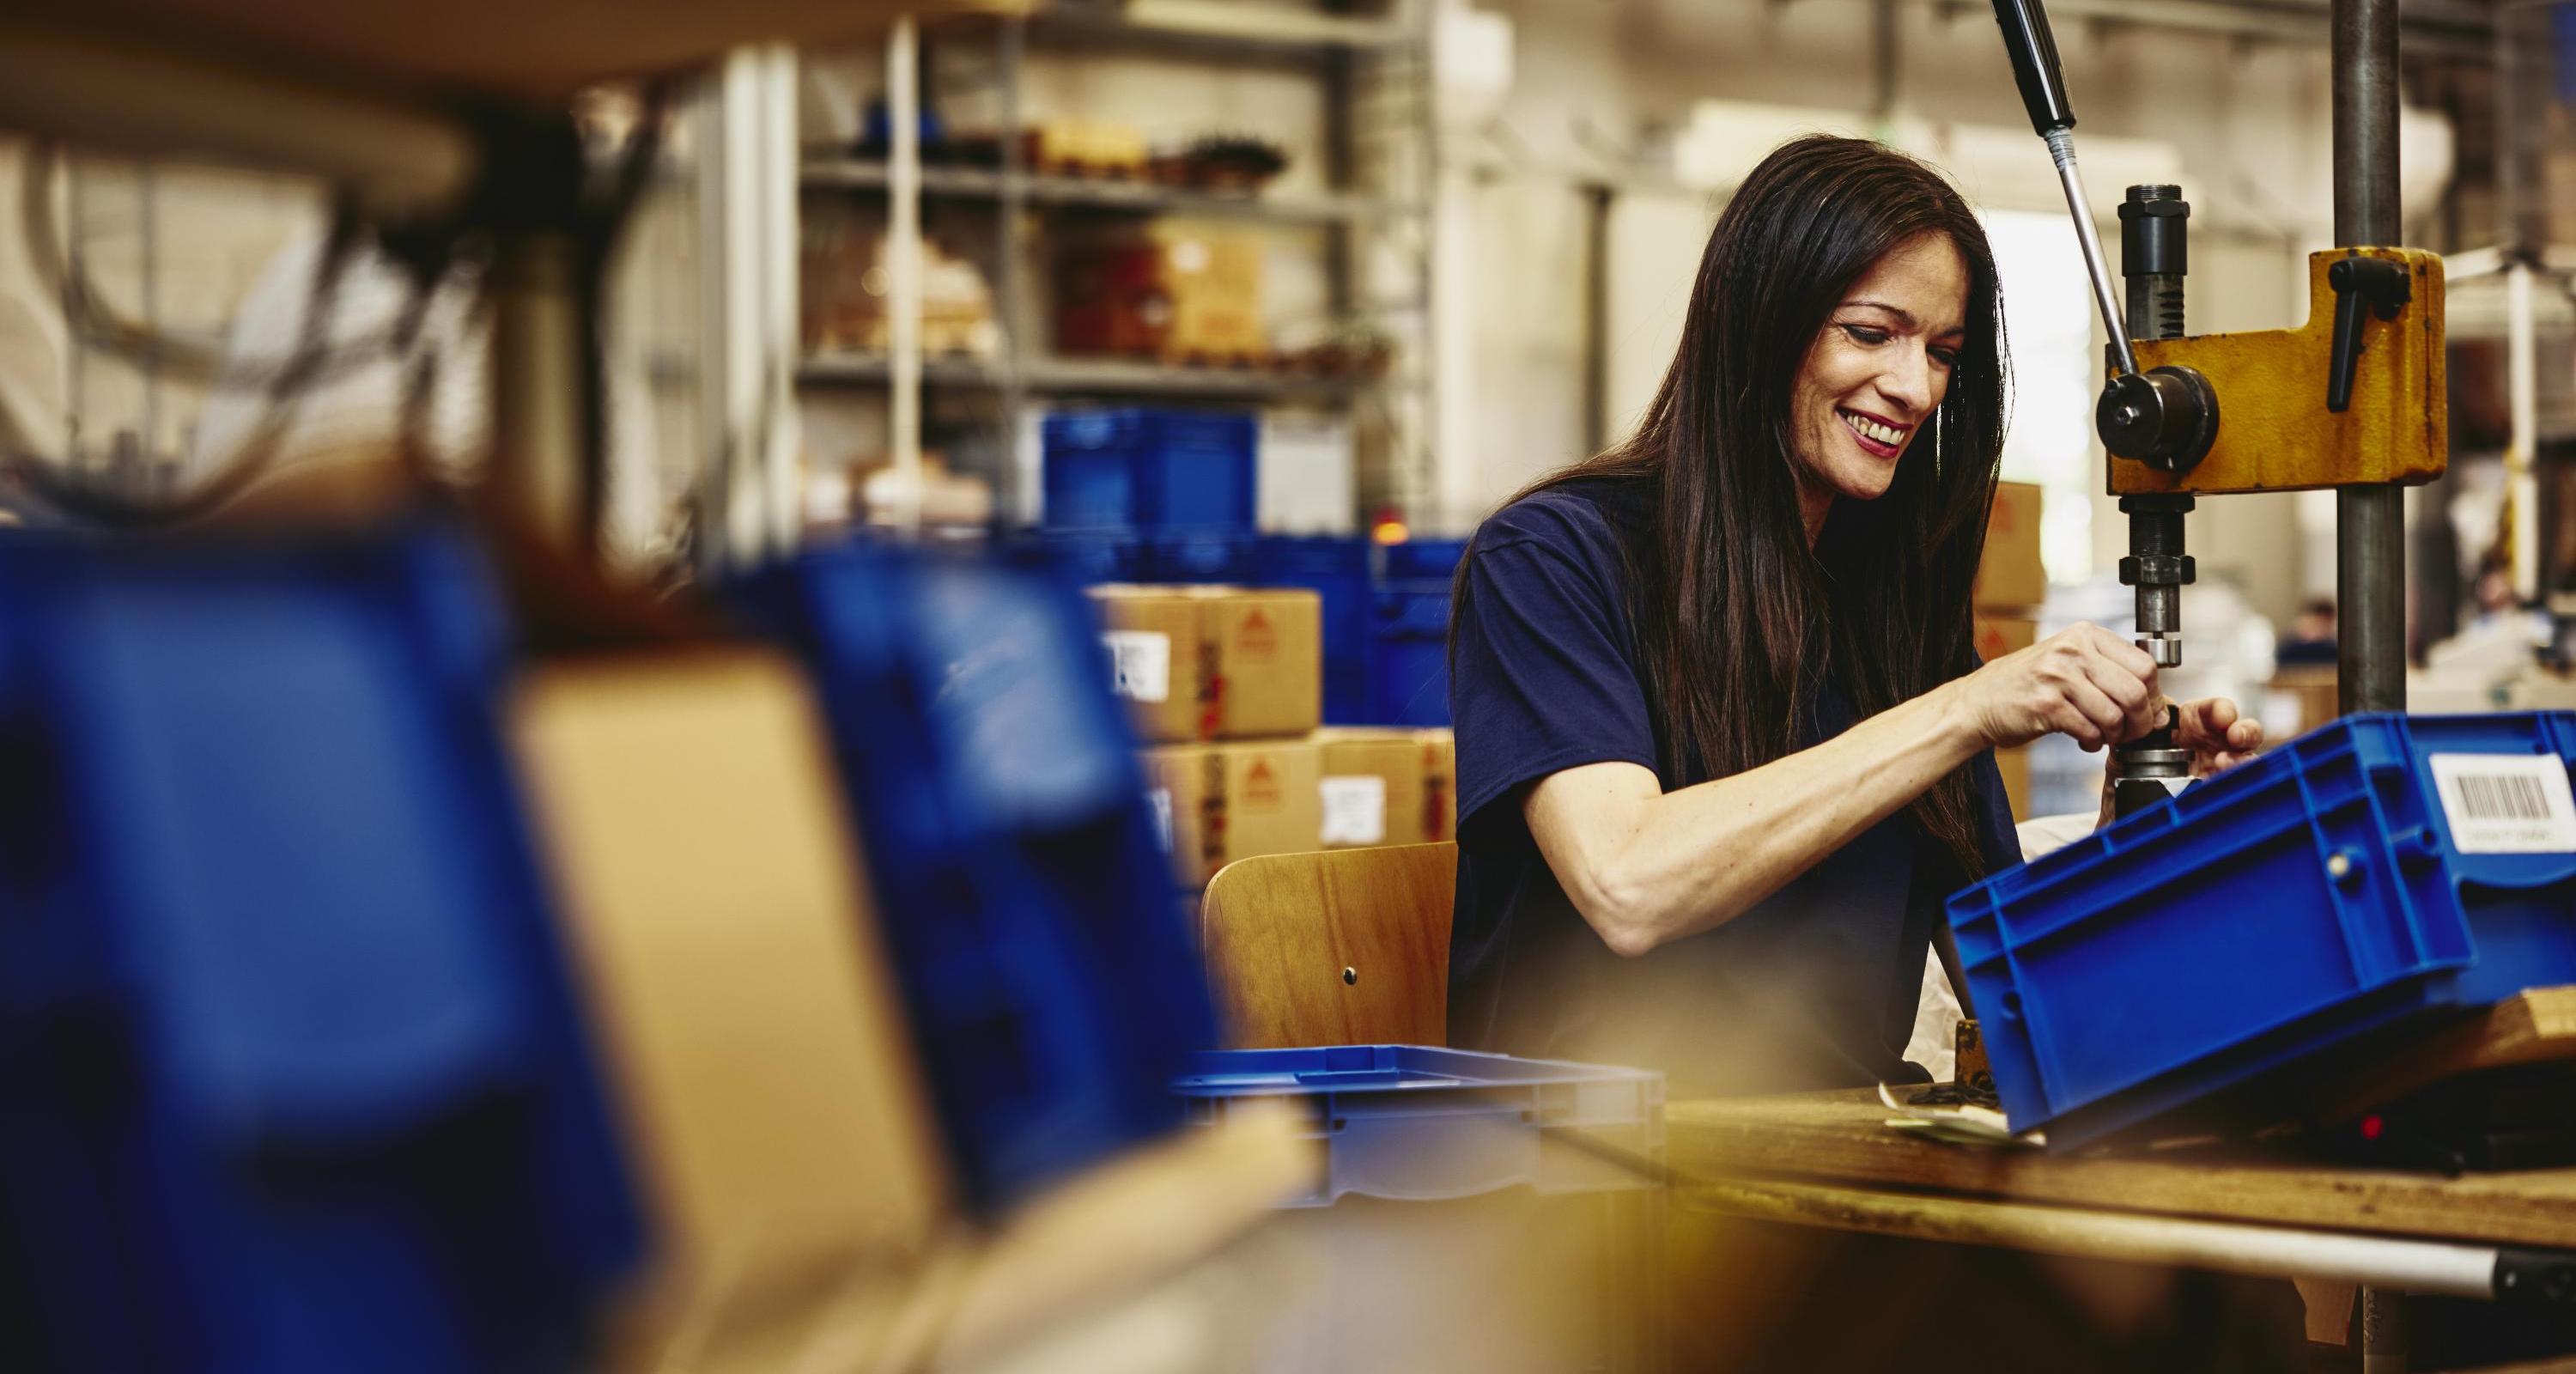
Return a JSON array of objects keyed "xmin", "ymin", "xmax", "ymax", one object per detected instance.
[{"xmin": 1666, "ymin": 1089, "xmax": 2576, "ymax": 1250}]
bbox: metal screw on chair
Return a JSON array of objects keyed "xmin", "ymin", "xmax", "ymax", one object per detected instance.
[{"xmin": 1342, "ymin": 967, "xmax": 1358, "ymax": 986}]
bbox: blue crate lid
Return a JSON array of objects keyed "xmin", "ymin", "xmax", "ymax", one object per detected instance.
[{"xmin": 1176, "ymin": 1046, "xmax": 1663, "ymax": 1206}]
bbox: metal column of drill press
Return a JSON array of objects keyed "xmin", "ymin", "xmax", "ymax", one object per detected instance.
[{"xmin": 2112, "ymin": 185, "xmax": 2195, "ymax": 818}]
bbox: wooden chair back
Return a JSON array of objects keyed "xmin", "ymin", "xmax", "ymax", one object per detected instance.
[{"xmin": 1200, "ymin": 842, "xmax": 1457, "ymax": 1049}]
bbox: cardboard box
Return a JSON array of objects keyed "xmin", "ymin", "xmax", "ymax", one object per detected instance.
[
  {"xmin": 1196, "ymin": 588, "xmax": 1321, "ymax": 739},
  {"xmin": 1089, "ymin": 586, "xmax": 1321, "ymax": 744},
  {"xmin": 1142, "ymin": 739, "xmax": 1323, "ymax": 889},
  {"xmin": 1091, "ymin": 585, "xmax": 1212, "ymax": 744},
  {"xmin": 1054, "ymin": 222, "xmax": 1265, "ymax": 363},
  {"xmin": 1314, "ymin": 727, "xmax": 1456, "ymax": 848},
  {"xmin": 1974, "ymin": 481, "xmax": 2045, "ymax": 611},
  {"xmin": 1972, "ymin": 614, "xmax": 2038, "ymax": 666},
  {"xmin": 1996, "ymin": 745, "xmax": 2032, "ymax": 823}
]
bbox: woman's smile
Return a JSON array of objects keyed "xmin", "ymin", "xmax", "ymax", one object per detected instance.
[{"xmin": 1836, "ymin": 406, "xmax": 1911, "ymax": 458}]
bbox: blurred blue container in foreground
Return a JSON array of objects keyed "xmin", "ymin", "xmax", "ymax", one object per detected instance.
[
  {"xmin": 1949, "ymin": 712, "xmax": 2576, "ymax": 1149},
  {"xmin": 0, "ymin": 526, "xmax": 641, "ymax": 1373},
  {"xmin": 734, "ymin": 540, "xmax": 1216, "ymax": 1213}
]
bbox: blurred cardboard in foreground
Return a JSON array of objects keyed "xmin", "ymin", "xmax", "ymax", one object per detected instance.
[{"xmin": 511, "ymin": 650, "xmax": 948, "ymax": 1358}]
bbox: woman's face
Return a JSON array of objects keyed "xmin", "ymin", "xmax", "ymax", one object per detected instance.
[{"xmin": 1787, "ymin": 232, "xmax": 1970, "ymax": 511}]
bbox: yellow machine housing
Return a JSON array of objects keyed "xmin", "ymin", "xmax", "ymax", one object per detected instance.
[{"xmin": 2109, "ymin": 246, "xmax": 2445, "ymax": 497}]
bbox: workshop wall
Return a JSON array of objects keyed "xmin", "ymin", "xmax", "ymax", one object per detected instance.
[{"xmin": 1442, "ymin": 0, "xmax": 2402, "ymax": 628}]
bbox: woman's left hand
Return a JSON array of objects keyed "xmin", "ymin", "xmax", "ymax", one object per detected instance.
[{"xmin": 2172, "ymin": 696, "xmax": 2263, "ymax": 778}]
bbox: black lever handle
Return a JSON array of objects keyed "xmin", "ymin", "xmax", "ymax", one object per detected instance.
[
  {"xmin": 2326, "ymin": 256, "xmax": 2410, "ymax": 414},
  {"xmin": 1991, "ymin": 0, "xmax": 2078, "ymax": 136}
]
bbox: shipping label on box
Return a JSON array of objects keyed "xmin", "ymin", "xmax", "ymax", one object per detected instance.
[{"xmin": 1974, "ymin": 481, "xmax": 2046, "ymax": 611}]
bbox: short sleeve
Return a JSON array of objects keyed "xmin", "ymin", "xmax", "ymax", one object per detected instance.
[{"xmin": 1449, "ymin": 524, "xmax": 1662, "ymax": 833}]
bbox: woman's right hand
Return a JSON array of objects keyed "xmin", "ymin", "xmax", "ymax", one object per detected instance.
[{"xmin": 1954, "ymin": 623, "xmax": 2163, "ymax": 752}]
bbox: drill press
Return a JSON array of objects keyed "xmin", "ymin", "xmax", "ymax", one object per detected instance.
[{"xmin": 1988, "ymin": 0, "xmax": 2447, "ymax": 819}]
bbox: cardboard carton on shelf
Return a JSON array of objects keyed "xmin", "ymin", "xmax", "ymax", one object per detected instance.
[
  {"xmin": 1141, "ymin": 739, "xmax": 1323, "ymax": 891},
  {"xmin": 1052, "ymin": 222, "xmax": 1266, "ymax": 365},
  {"xmin": 1090, "ymin": 585, "xmax": 1211, "ymax": 744},
  {"xmin": 1314, "ymin": 727, "xmax": 1456, "ymax": 849},
  {"xmin": 1973, "ymin": 481, "xmax": 2045, "ymax": 611},
  {"xmin": 1087, "ymin": 585, "xmax": 1321, "ymax": 744}
]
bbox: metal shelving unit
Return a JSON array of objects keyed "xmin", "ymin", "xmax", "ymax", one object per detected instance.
[
  {"xmin": 800, "ymin": 1, "xmax": 1437, "ymax": 529},
  {"xmin": 799, "ymin": 350, "xmax": 1379, "ymax": 398},
  {"xmin": 800, "ymin": 156, "xmax": 1419, "ymax": 226}
]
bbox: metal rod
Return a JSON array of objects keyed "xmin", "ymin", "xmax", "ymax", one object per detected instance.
[
  {"xmin": 2333, "ymin": 0, "xmax": 2406, "ymax": 714},
  {"xmin": 1684, "ymin": 1179, "xmax": 2506, "ymax": 1298},
  {"xmin": 2045, "ymin": 129, "xmax": 2139, "ymax": 376},
  {"xmin": 2507, "ymin": 258, "xmax": 2540, "ymax": 600},
  {"xmin": 889, "ymin": 16, "xmax": 925, "ymax": 537}
]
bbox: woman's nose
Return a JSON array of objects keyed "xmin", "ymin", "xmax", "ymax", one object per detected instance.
[{"xmin": 1879, "ymin": 347, "xmax": 1935, "ymax": 415}]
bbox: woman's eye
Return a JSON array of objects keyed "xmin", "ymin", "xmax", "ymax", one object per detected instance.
[
  {"xmin": 1930, "ymin": 347, "xmax": 1961, "ymax": 368},
  {"xmin": 1840, "ymin": 324, "xmax": 1890, "ymax": 345}
]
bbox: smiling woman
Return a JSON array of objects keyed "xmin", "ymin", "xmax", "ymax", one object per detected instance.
[{"xmin": 1440, "ymin": 136, "xmax": 2258, "ymax": 1096}]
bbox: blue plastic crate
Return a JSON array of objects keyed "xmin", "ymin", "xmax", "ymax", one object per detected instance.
[
  {"xmin": 1371, "ymin": 581, "xmax": 1453, "ymax": 727},
  {"xmin": 1174, "ymin": 1046, "xmax": 1663, "ymax": 1207},
  {"xmin": 1012, "ymin": 528, "xmax": 1147, "ymax": 585},
  {"xmin": 1041, "ymin": 408, "xmax": 1257, "ymax": 533},
  {"xmin": 1379, "ymin": 538, "xmax": 1468, "ymax": 584},
  {"xmin": 732, "ymin": 541, "xmax": 1215, "ymax": 1213},
  {"xmin": 1141, "ymin": 530, "xmax": 1255, "ymax": 584},
  {"xmin": 0, "ymin": 526, "xmax": 641, "ymax": 1373},
  {"xmin": 1949, "ymin": 711, "xmax": 2576, "ymax": 1149},
  {"xmin": 1253, "ymin": 536, "xmax": 1376, "ymax": 723}
]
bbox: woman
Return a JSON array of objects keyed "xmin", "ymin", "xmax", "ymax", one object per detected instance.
[{"xmin": 1446, "ymin": 135, "xmax": 2263, "ymax": 1097}]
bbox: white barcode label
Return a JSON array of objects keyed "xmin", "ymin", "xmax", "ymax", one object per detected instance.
[
  {"xmin": 1320, "ymin": 775, "xmax": 1388, "ymax": 846},
  {"xmin": 1101, "ymin": 630, "xmax": 1171, "ymax": 703},
  {"xmin": 2430, "ymin": 753, "xmax": 2576, "ymax": 854},
  {"xmin": 1147, "ymin": 787, "xmax": 1174, "ymax": 853}
]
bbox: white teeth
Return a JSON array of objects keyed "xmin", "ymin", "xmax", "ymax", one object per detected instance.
[{"xmin": 1841, "ymin": 410, "xmax": 1905, "ymax": 447}]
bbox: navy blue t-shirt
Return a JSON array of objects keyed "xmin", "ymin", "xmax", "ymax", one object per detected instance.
[{"xmin": 1447, "ymin": 477, "xmax": 2020, "ymax": 1097}]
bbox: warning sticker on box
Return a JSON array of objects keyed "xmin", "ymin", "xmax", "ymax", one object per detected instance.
[
  {"xmin": 1320, "ymin": 775, "xmax": 1388, "ymax": 846},
  {"xmin": 1102, "ymin": 630, "xmax": 1171, "ymax": 703},
  {"xmin": 1146, "ymin": 787, "xmax": 1174, "ymax": 853},
  {"xmin": 2430, "ymin": 753, "xmax": 2576, "ymax": 854}
]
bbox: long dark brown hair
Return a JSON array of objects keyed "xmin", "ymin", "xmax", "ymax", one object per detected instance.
[{"xmin": 1458, "ymin": 135, "xmax": 2008, "ymax": 878}]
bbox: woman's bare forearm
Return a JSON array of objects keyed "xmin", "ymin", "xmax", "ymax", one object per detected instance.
[{"xmin": 1528, "ymin": 678, "xmax": 1987, "ymax": 955}]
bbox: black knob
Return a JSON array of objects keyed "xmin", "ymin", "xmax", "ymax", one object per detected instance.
[{"xmin": 2097, "ymin": 366, "xmax": 2219, "ymax": 473}]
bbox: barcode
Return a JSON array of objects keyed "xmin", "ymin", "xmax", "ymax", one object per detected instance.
[{"xmin": 2455, "ymin": 771, "xmax": 2554, "ymax": 821}]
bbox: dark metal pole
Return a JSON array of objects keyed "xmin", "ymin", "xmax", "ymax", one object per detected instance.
[{"xmin": 2334, "ymin": 0, "xmax": 2406, "ymax": 714}]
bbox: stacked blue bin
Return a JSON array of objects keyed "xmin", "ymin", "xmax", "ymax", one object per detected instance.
[
  {"xmin": 1948, "ymin": 711, "xmax": 2576, "ymax": 1149},
  {"xmin": 732, "ymin": 541, "xmax": 1217, "ymax": 1213},
  {"xmin": 1041, "ymin": 408, "xmax": 1257, "ymax": 583},
  {"xmin": 1371, "ymin": 538, "xmax": 1467, "ymax": 728},
  {"xmin": 0, "ymin": 526, "xmax": 641, "ymax": 1372}
]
